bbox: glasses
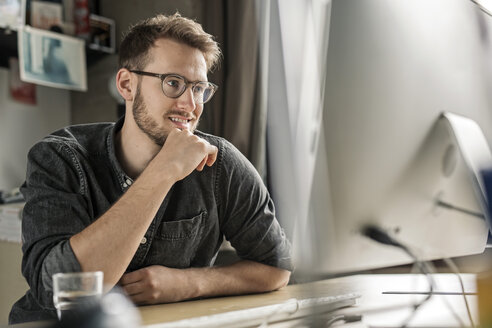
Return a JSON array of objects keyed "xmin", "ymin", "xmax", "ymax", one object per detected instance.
[{"xmin": 129, "ymin": 70, "xmax": 218, "ymax": 104}]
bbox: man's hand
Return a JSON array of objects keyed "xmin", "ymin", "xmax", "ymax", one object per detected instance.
[
  {"xmin": 151, "ymin": 129, "xmax": 218, "ymax": 182},
  {"xmin": 119, "ymin": 265, "xmax": 194, "ymax": 305}
]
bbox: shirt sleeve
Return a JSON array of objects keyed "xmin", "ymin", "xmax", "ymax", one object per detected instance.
[
  {"xmin": 216, "ymin": 139, "xmax": 292, "ymax": 271},
  {"xmin": 20, "ymin": 138, "xmax": 90, "ymax": 309}
]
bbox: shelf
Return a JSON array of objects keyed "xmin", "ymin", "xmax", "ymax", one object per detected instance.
[
  {"xmin": 0, "ymin": 26, "xmax": 113, "ymax": 69},
  {"xmin": 0, "ymin": 28, "xmax": 18, "ymax": 68}
]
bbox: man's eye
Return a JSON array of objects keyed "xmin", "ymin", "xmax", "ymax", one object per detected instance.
[{"xmin": 166, "ymin": 79, "xmax": 181, "ymax": 88}]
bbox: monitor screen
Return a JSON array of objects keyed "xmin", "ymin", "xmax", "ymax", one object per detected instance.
[{"xmin": 291, "ymin": 0, "xmax": 492, "ymax": 278}]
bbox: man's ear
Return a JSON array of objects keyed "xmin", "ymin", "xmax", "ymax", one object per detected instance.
[{"xmin": 116, "ymin": 68, "xmax": 135, "ymax": 101}]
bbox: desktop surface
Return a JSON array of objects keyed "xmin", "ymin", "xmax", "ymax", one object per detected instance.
[
  {"xmin": 138, "ymin": 277, "xmax": 356, "ymax": 326},
  {"xmin": 138, "ymin": 274, "xmax": 478, "ymax": 327},
  {"xmin": 5, "ymin": 273, "xmax": 479, "ymax": 327}
]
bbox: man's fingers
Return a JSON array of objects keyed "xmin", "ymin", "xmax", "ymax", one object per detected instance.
[
  {"xmin": 197, "ymin": 144, "xmax": 217, "ymax": 171},
  {"xmin": 206, "ymin": 146, "xmax": 218, "ymax": 166},
  {"xmin": 119, "ymin": 270, "xmax": 143, "ymax": 285},
  {"xmin": 196, "ymin": 157, "xmax": 207, "ymax": 171},
  {"xmin": 129, "ymin": 291, "xmax": 152, "ymax": 305},
  {"xmin": 128, "ymin": 292, "xmax": 147, "ymax": 304},
  {"xmin": 158, "ymin": 130, "xmax": 219, "ymax": 179},
  {"xmin": 121, "ymin": 281, "xmax": 143, "ymax": 296}
]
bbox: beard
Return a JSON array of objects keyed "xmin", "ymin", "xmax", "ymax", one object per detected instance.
[
  {"xmin": 132, "ymin": 85, "xmax": 168, "ymax": 146},
  {"xmin": 132, "ymin": 83, "xmax": 200, "ymax": 146}
]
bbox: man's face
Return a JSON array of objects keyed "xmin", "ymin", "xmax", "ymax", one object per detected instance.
[{"xmin": 131, "ymin": 38, "xmax": 208, "ymax": 146}]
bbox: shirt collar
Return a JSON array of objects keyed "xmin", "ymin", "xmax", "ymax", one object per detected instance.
[{"xmin": 106, "ymin": 116, "xmax": 134, "ymax": 190}]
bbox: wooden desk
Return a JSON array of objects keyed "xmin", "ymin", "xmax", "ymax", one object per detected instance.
[
  {"xmin": 138, "ymin": 274, "xmax": 479, "ymax": 327},
  {"xmin": 6, "ymin": 274, "xmax": 479, "ymax": 327}
]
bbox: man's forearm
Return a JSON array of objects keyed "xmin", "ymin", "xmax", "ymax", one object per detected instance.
[
  {"xmin": 70, "ymin": 169, "xmax": 175, "ymax": 287},
  {"xmin": 120, "ymin": 260, "xmax": 291, "ymax": 305},
  {"xmin": 187, "ymin": 260, "xmax": 291, "ymax": 299}
]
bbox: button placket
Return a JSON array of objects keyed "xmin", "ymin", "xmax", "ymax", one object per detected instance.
[
  {"xmin": 130, "ymin": 188, "xmax": 168, "ymax": 268},
  {"xmin": 122, "ymin": 177, "xmax": 133, "ymax": 190}
]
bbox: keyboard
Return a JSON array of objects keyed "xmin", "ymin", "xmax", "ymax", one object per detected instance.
[{"xmin": 144, "ymin": 293, "xmax": 361, "ymax": 328}]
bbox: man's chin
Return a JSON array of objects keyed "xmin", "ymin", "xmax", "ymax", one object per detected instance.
[
  {"xmin": 144, "ymin": 130, "xmax": 167, "ymax": 146},
  {"xmin": 152, "ymin": 137, "xmax": 166, "ymax": 147}
]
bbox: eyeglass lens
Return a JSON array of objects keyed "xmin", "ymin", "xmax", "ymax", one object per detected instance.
[{"xmin": 162, "ymin": 75, "xmax": 215, "ymax": 104}]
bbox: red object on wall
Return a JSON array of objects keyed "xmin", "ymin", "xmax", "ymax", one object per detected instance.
[
  {"xmin": 74, "ymin": 0, "xmax": 90, "ymax": 39},
  {"xmin": 9, "ymin": 58, "xmax": 36, "ymax": 106}
]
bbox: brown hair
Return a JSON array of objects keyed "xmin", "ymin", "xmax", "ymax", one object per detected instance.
[{"xmin": 119, "ymin": 13, "xmax": 221, "ymax": 72}]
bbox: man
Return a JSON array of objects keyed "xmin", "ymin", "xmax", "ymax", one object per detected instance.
[{"xmin": 9, "ymin": 13, "xmax": 292, "ymax": 324}]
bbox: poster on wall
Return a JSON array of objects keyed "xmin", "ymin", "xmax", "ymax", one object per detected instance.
[
  {"xmin": 0, "ymin": 0, "xmax": 25, "ymax": 30},
  {"xmin": 30, "ymin": 0, "xmax": 63, "ymax": 31},
  {"xmin": 88, "ymin": 14, "xmax": 115, "ymax": 53},
  {"xmin": 18, "ymin": 25, "xmax": 87, "ymax": 91},
  {"xmin": 9, "ymin": 57, "xmax": 36, "ymax": 105}
]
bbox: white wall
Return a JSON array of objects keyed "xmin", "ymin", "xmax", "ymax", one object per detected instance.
[
  {"xmin": 0, "ymin": 66, "xmax": 70, "ymax": 324},
  {"xmin": 0, "ymin": 240, "xmax": 28, "ymax": 324},
  {"xmin": 0, "ymin": 68, "xmax": 71, "ymax": 191}
]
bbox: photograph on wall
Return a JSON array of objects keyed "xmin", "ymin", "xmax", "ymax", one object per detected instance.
[
  {"xmin": 88, "ymin": 14, "xmax": 115, "ymax": 53},
  {"xmin": 30, "ymin": 0, "xmax": 62, "ymax": 31},
  {"xmin": 18, "ymin": 25, "xmax": 87, "ymax": 91},
  {"xmin": 0, "ymin": 0, "xmax": 25, "ymax": 30},
  {"xmin": 9, "ymin": 57, "xmax": 36, "ymax": 105}
]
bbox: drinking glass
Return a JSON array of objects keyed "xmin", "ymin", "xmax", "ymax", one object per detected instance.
[{"xmin": 52, "ymin": 271, "xmax": 103, "ymax": 320}]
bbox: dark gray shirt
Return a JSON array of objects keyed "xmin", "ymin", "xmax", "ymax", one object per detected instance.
[{"xmin": 9, "ymin": 118, "xmax": 292, "ymax": 324}]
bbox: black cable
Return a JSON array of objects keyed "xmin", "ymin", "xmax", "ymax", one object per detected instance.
[
  {"xmin": 470, "ymin": 0, "xmax": 492, "ymax": 16},
  {"xmin": 361, "ymin": 224, "xmax": 436, "ymax": 328},
  {"xmin": 436, "ymin": 200, "xmax": 484, "ymax": 219}
]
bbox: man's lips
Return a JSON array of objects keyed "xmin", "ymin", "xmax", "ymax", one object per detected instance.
[{"xmin": 169, "ymin": 116, "xmax": 193, "ymax": 129}]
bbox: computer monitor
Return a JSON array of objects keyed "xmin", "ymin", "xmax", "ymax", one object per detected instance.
[{"xmin": 292, "ymin": 0, "xmax": 492, "ymax": 277}]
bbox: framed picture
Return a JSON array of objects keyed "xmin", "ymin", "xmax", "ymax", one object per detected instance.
[
  {"xmin": 18, "ymin": 25, "xmax": 87, "ymax": 91},
  {"xmin": 0, "ymin": 0, "xmax": 26, "ymax": 30},
  {"xmin": 30, "ymin": 0, "xmax": 63, "ymax": 30},
  {"xmin": 88, "ymin": 14, "xmax": 115, "ymax": 53}
]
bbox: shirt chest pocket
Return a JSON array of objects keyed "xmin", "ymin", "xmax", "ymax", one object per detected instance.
[{"xmin": 147, "ymin": 211, "xmax": 206, "ymax": 268}]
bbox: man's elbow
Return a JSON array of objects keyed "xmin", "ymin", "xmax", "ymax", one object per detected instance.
[{"xmin": 267, "ymin": 269, "xmax": 291, "ymax": 291}]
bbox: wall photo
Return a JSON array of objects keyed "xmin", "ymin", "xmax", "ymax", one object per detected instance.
[
  {"xmin": 88, "ymin": 14, "xmax": 115, "ymax": 53},
  {"xmin": 18, "ymin": 25, "xmax": 87, "ymax": 91},
  {"xmin": 30, "ymin": 0, "xmax": 63, "ymax": 31}
]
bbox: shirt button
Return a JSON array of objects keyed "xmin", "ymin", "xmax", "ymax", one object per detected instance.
[
  {"xmin": 126, "ymin": 178, "xmax": 133, "ymax": 186},
  {"xmin": 140, "ymin": 237, "xmax": 147, "ymax": 244}
]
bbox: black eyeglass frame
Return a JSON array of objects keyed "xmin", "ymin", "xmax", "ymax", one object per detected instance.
[{"xmin": 129, "ymin": 70, "xmax": 218, "ymax": 104}]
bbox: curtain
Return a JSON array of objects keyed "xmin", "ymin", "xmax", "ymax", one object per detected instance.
[
  {"xmin": 200, "ymin": 0, "xmax": 267, "ymax": 179},
  {"xmin": 200, "ymin": 0, "xmax": 333, "ymax": 241}
]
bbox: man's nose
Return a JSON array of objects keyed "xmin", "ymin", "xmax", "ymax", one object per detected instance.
[{"xmin": 176, "ymin": 86, "xmax": 196, "ymax": 112}]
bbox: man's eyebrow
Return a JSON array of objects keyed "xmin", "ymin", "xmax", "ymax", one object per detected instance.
[{"xmin": 165, "ymin": 72, "xmax": 208, "ymax": 83}]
